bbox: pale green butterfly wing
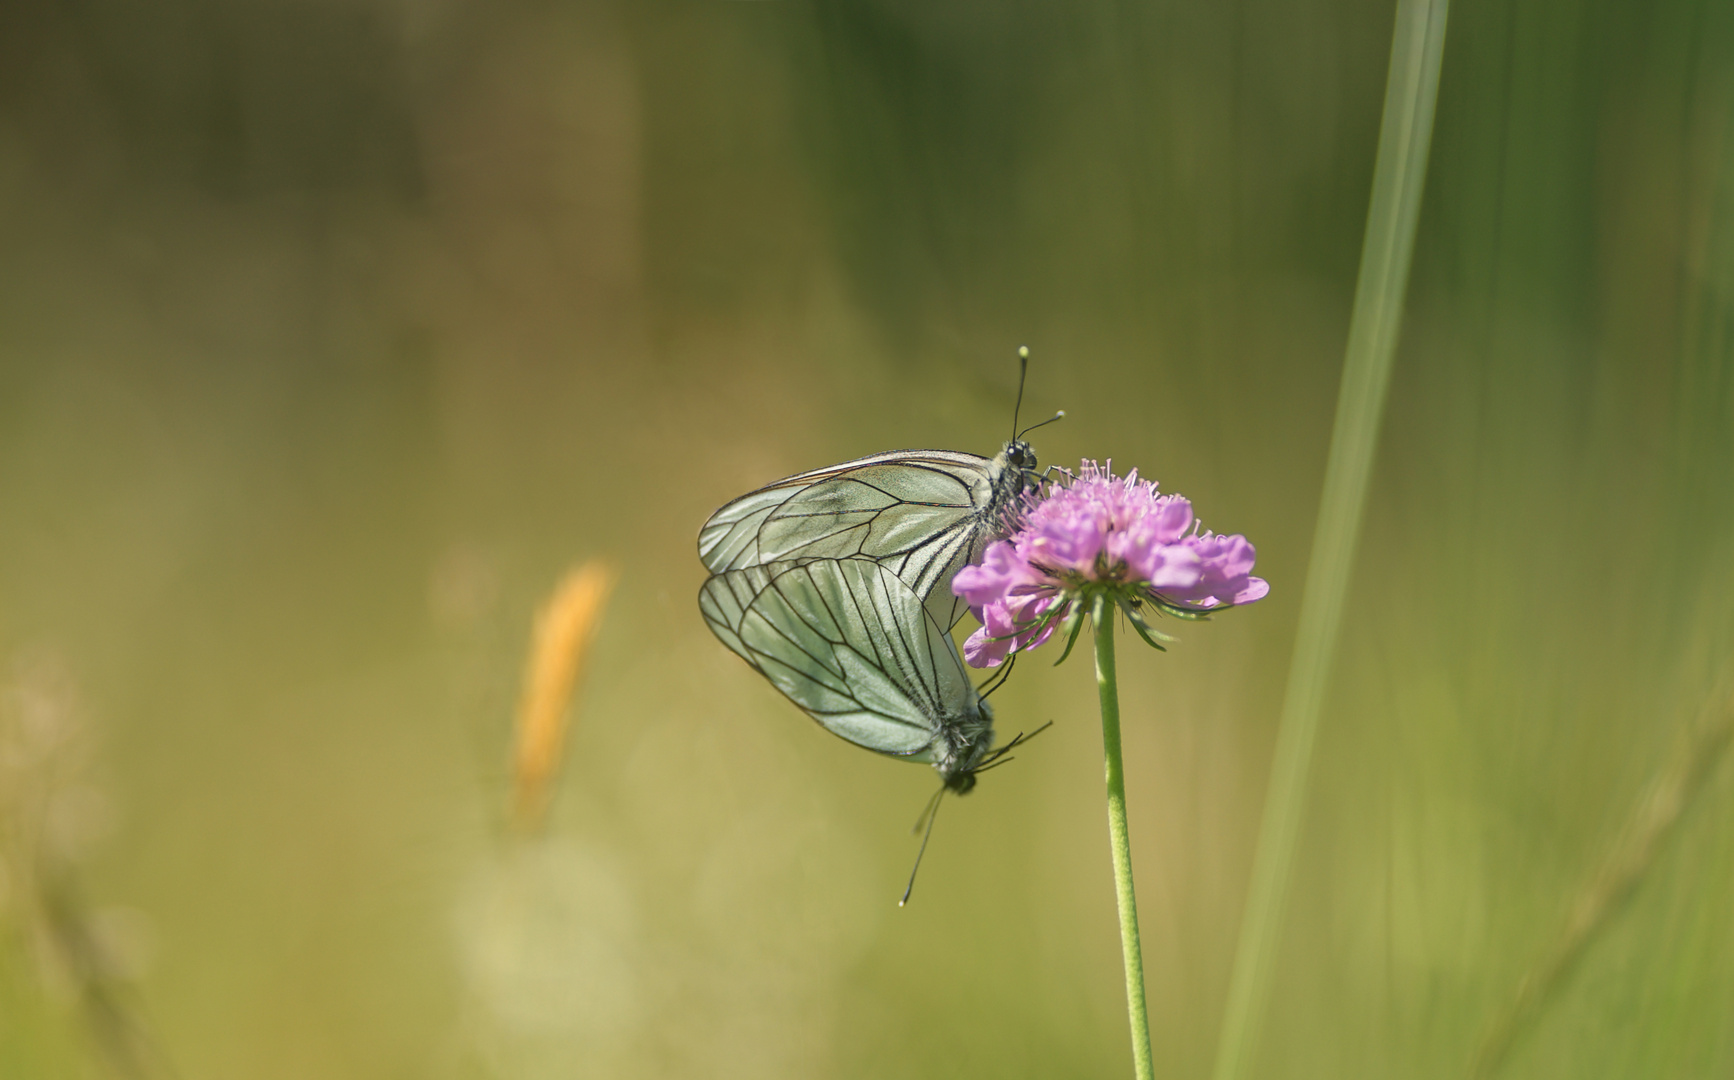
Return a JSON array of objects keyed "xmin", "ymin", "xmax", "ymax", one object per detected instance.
[
  {"xmin": 699, "ymin": 558, "xmax": 992, "ymax": 777},
  {"xmin": 697, "ymin": 448, "xmax": 1030, "ymax": 631}
]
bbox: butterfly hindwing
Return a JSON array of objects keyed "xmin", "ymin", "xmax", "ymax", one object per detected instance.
[{"xmin": 698, "ymin": 558, "xmax": 984, "ymax": 762}]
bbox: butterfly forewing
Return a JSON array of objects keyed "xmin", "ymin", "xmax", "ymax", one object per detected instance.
[
  {"xmin": 698, "ymin": 449, "xmax": 1010, "ymax": 631},
  {"xmin": 695, "ymin": 563, "xmax": 771, "ymax": 663}
]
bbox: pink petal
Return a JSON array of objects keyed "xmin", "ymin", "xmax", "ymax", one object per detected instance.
[
  {"xmin": 963, "ymin": 627, "xmax": 1013, "ymax": 668},
  {"xmin": 1232, "ymin": 577, "xmax": 1270, "ymax": 604}
]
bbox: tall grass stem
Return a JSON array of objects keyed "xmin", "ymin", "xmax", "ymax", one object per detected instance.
[
  {"xmin": 1094, "ymin": 595, "xmax": 1153, "ymax": 1080},
  {"xmin": 1471, "ymin": 676, "xmax": 1734, "ymax": 1076},
  {"xmin": 1210, "ymin": 3, "xmax": 1450, "ymax": 1078}
]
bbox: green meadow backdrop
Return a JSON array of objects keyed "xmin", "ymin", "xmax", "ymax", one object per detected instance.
[{"xmin": 1, "ymin": 1, "xmax": 1731, "ymax": 1077}]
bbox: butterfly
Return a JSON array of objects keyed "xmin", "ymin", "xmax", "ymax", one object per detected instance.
[
  {"xmin": 699, "ymin": 557, "xmax": 1000, "ymax": 789},
  {"xmin": 699, "ymin": 556, "xmax": 1041, "ymax": 901},
  {"xmin": 695, "ymin": 351, "xmax": 1057, "ymax": 900},
  {"xmin": 696, "ymin": 349, "xmax": 1060, "ymax": 632}
]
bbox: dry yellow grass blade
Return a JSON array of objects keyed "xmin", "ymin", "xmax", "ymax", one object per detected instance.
[{"xmin": 511, "ymin": 560, "xmax": 619, "ymax": 831}]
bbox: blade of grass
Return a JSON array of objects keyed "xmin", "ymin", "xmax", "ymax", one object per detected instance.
[
  {"xmin": 511, "ymin": 560, "xmax": 619, "ymax": 831},
  {"xmin": 1210, "ymin": 3, "xmax": 1450, "ymax": 1078},
  {"xmin": 1474, "ymin": 32, "xmax": 1734, "ymax": 1066},
  {"xmin": 1470, "ymin": 674, "xmax": 1734, "ymax": 1077}
]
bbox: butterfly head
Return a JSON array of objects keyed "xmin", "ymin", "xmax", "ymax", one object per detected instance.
[
  {"xmin": 992, "ymin": 439, "xmax": 1042, "ymax": 503},
  {"xmin": 1004, "ymin": 439, "xmax": 1038, "ymax": 473},
  {"xmin": 995, "ymin": 437, "xmax": 1046, "ymax": 505}
]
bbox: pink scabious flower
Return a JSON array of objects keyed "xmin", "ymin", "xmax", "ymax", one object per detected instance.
[{"xmin": 952, "ymin": 460, "xmax": 1269, "ymax": 668}]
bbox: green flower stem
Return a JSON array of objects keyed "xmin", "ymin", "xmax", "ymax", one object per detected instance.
[{"xmin": 1094, "ymin": 595, "xmax": 1154, "ymax": 1080}]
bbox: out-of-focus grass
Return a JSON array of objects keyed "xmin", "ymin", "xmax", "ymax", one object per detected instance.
[
  {"xmin": 0, "ymin": 1, "xmax": 1730, "ymax": 1078},
  {"xmin": 1471, "ymin": 671, "xmax": 1734, "ymax": 1076},
  {"xmin": 1214, "ymin": 2, "xmax": 1448, "ymax": 1076},
  {"xmin": 511, "ymin": 561, "xmax": 618, "ymax": 831}
]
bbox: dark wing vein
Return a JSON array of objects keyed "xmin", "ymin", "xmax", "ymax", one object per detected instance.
[
  {"xmin": 880, "ymin": 567, "xmax": 937, "ymax": 716},
  {"xmin": 704, "ymin": 561, "xmax": 941, "ymax": 755},
  {"xmin": 751, "ymin": 597, "xmax": 841, "ymax": 675},
  {"xmin": 699, "ymin": 454, "xmax": 991, "ymax": 575}
]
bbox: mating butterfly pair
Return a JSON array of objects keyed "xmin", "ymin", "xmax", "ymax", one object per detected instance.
[{"xmin": 697, "ymin": 441, "xmax": 1041, "ymax": 794}]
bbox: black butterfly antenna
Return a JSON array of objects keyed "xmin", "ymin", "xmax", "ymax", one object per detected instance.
[
  {"xmin": 1009, "ymin": 345, "xmax": 1064, "ymax": 446},
  {"xmin": 899, "ymin": 786, "xmax": 948, "ymax": 907},
  {"xmin": 896, "ymin": 720, "xmax": 1054, "ymax": 906},
  {"xmin": 1011, "ymin": 345, "xmax": 1031, "ymax": 441},
  {"xmin": 1018, "ymin": 409, "xmax": 1065, "ymax": 442}
]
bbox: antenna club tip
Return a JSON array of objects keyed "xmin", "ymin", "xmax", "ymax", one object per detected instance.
[
  {"xmin": 1017, "ymin": 345, "xmax": 1030, "ymax": 359},
  {"xmin": 1056, "ymin": 409, "xmax": 1065, "ymax": 418},
  {"xmin": 897, "ymin": 898, "xmax": 908, "ymax": 908}
]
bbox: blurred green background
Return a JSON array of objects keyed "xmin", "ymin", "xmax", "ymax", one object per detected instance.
[{"xmin": 2, "ymin": 0, "xmax": 1732, "ymax": 1077}]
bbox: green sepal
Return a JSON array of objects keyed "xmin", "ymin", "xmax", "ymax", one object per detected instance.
[
  {"xmin": 1051, "ymin": 602, "xmax": 1088, "ymax": 666},
  {"xmin": 1019, "ymin": 598, "xmax": 1070, "ymax": 646},
  {"xmin": 1151, "ymin": 596, "xmax": 1215, "ymax": 621},
  {"xmin": 1122, "ymin": 603, "xmax": 1171, "ymax": 652}
]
